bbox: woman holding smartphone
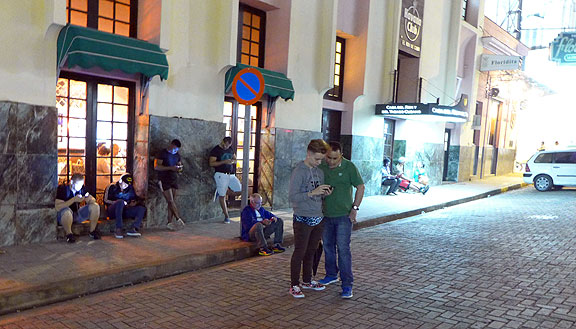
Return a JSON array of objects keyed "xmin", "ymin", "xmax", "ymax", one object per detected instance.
[{"xmin": 288, "ymin": 139, "xmax": 332, "ymax": 298}]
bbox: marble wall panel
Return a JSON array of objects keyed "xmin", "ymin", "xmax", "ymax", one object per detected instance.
[
  {"xmin": 445, "ymin": 145, "xmax": 460, "ymax": 182},
  {"xmin": 147, "ymin": 115, "xmax": 225, "ymax": 225},
  {"xmin": 411, "ymin": 143, "xmax": 444, "ymax": 186},
  {"xmin": 341, "ymin": 135, "xmax": 385, "ymax": 197},
  {"xmin": 16, "ymin": 103, "xmax": 57, "ymax": 155},
  {"xmin": 17, "ymin": 154, "xmax": 58, "ymax": 206},
  {"xmin": 0, "ymin": 101, "xmax": 58, "ymax": 247},
  {"xmin": 271, "ymin": 129, "xmax": 322, "ymax": 210},
  {"xmin": 0, "ymin": 205, "xmax": 16, "ymax": 246},
  {"xmin": 0, "ymin": 154, "xmax": 17, "ymax": 205},
  {"xmin": 14, "ymin": 208, "xmax": 57, "ymax": 245},
  {"xmin": 0, "ymin": 102, "xmax": 18, "ymax": 154}
]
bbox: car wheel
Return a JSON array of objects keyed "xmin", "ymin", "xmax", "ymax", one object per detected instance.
[{"xmin": 534, "ymin": 175, "xmax": 553, "ymax": 191}]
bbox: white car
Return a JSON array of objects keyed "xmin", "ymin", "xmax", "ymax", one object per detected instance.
[{"xmin": 523, "ymin": 149, "xmax": 576, "ymax": 191}]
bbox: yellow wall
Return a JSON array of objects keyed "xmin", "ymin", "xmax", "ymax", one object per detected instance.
[{"xmin": 0, "ymin": 0, "xmax": 65, "ymax": 107}]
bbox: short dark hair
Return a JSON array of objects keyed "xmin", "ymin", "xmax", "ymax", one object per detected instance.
[
  {"xmin": 171, "ymin": 139, "xmax": 182, "ymax": 148},
  {"xmin": 307, "ymin": 139, "xmax": 329, "ymax": 154},
  {"xmin": 223, "ymin": 136, "xmax": 232, "ymax": 144},
  {"xmin": 383, "ymin": 158, "xmax": 390, "ymax": 165},
  {"xmin": 328, "ymin": 141, "xmax": 342, "ymax": 153},
  {"xmin": 71, "ymin": 173, "xmax": 84, "ymax": 182}
]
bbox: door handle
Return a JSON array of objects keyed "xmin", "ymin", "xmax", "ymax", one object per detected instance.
[{"xmin": 553, "ymin": 166, "xmax": 560, "ymax": 168}]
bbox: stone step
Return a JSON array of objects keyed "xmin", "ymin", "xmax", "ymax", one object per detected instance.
[{"xmin": 57, "ymin": 218, "xmax": 144, "ymax": 240}]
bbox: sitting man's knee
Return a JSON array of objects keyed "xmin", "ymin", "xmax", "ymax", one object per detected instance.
[
  {"xmin": 275, "ymin": 217, "xmax": 283, "ymax": 225},
  {"xmin": 60, "ymin": 208, "xmax": 74, "ymax": 220},
  {"xmin": 88, "ymin": 203, "xmax": 100, "ymax": 216}
]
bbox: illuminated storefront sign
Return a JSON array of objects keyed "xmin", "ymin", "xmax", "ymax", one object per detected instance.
[
  {"xmin": 375, "ymin": 95, "xmax": 469, "ymax": 123},
  {"xmin": 399, "ymin": 0, "xmax": 424, "ymax": 57},
  {"xmin": 480, "ymin": 54, "xmax": 521, "ymax": 71},
  {"xmin": 550, "ymin": 32, "xmax": 576, "ymax": 64}
]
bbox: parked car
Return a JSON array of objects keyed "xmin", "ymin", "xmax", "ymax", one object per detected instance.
[{"xmin": 523, "ymin": 149, "xmax": 576, "ymax": 191}]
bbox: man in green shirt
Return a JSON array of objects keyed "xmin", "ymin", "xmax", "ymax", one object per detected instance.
[{"xmin": 318, "ymin": 141, "xmax": 364, "ymax": 298}]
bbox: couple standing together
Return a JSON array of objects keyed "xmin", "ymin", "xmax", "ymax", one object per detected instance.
[{"xmin": 289, "ymin": 139, "xmax": 365, "ymax": 299}]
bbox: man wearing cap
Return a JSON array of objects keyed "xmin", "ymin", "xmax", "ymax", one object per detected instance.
[{"xmin": 104, "ymin": 173, "xmax": 147, "ymax": 239}]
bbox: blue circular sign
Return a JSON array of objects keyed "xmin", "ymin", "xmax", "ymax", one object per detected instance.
[{"xmin": 232, "ymin": 68, "xmax": 265, "ymax": 105}]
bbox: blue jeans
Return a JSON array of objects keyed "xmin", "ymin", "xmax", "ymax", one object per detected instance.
[
  {"xmin": 107, "ymin": 200, "xmax": 146, "ymax": 229},
  {"xmin": 323, "ymin": 216, "xmax": 353, "ymax": 288}
]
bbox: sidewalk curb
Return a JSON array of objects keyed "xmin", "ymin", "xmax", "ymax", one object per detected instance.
[
  {"xmin": 0, "ymin": 182, "xmax": 527, "ymax": 316},
  {"xmin": 355, "ymin": 182, "xmax": 528, "ymax": 230}
]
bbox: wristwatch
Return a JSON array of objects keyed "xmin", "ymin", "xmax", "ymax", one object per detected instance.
[{"xmin": 352, "ymin": 205, "xmax": 360, "ymax": 211}]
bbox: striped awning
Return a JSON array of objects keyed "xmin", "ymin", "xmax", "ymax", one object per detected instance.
[
  {"xmin": 57, "ymin": 24, "xmax": 169, "ymax": 80},
  {"xmin": 225, "ymin": 64, "xmax": 295, "ymax": 101}
]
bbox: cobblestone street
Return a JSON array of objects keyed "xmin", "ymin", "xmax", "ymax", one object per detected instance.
[{"xmin": 1, "ymin": 187, "xmax": 575, "ymax": 329}]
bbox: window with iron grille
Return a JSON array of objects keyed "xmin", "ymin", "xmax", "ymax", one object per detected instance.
[
  {"xmin": 324, "ymin": 37, "xmax": 346, "ymax": 101},
  {"xmin": 238, "ymin": 4, "xmax": 266, "ymax": 68},
  {"xmin": 66, "ymin": 0, "xmax": 137, "ymax": 38}
]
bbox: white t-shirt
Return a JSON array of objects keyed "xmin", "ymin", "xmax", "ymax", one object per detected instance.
[{"xmin": 255, "ymin": 209, "xmax": 262, "ymax": 222}]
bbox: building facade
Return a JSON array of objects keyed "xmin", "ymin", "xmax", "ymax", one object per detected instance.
[{"xmin": 1, "ymin": 0, "xmax": 530, "ymax": 247}]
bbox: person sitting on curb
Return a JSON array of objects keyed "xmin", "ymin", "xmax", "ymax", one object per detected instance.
[
  {"xmin": 55, "ymin": 173, "xmax": 101, "ymax": 243},
  {"xmin": 395, "ymin": 157, "xmax": 430, "ymax": 195},
  {"xmin": 381, "ymin": 157, "xmax": 401, "ymax": 195},
  {"xmin": 240, "ymin": 193, "xmax": 286, "ymax": 256},
  {"xmin": 104, "ymin": 173, "xmax": 147, "ymax": 239}
]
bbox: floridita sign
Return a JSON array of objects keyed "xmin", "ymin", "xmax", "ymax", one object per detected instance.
[{"xmin": 550, "ymin": 32, "xmax": 576, "ymax": 64}]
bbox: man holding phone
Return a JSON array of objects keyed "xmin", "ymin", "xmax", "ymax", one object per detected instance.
[
  {"xmin": 55, "ymin": 173, "xmax": 101, "ymax": 243},
  {"xmin": 318, "ymin": 141, "xmax": 365, "ymax": 298}
]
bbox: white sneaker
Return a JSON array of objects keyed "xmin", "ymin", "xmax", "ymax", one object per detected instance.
[
  {"xmin": 224, "ymin": 217, "xmax": 231, "ymax": 224},
  {"xmin": 166, "ymin": 222, "xmax": 177, "ymax": 231},
  {"xmin": 289, "ymin": 285, "xmax": 305, "ymax": 298},
  {"xmin": 176, "ymin": 218, "xmax": 186, "ymax": 227}
]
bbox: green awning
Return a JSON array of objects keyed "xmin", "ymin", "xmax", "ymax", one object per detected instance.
[
  {"xmin": 57, "ymin": 24, "xmax": 169, "ymax": 80},
  {"xmin": 225, "ymin": 63, "xmax": 295, "ymax": 101}
]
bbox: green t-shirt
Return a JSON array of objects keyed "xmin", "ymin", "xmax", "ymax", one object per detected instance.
[{"xmin": 320, "ymin": 158, "xmax": 364, "ymax": 218}]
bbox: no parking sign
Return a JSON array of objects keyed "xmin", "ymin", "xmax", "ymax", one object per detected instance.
[{"xmin": 231, "ymin": 67, "xmax": 265, "ymax": 105}]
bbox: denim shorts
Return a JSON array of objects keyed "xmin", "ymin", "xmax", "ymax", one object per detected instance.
[{"xmin": 57, "ymin": 205, "xmax": 92, "ymax": 225}]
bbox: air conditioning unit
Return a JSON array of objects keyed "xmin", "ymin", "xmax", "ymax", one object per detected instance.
[{"xmin": 471, "ymin": 115, "xmax": 482, "ymax": 129}]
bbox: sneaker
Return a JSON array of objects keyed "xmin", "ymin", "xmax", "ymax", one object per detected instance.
[
  {"xmin": 89, "ymin": 229, "xmax": 101, "ymax": 240},
  {"xmin": 318, "ymin": 276, "xmax": 339, "ymax": 285},
  {"xmin": 258, "ymin": 248, "xmax": 274, "ymax": 256},
  {"xmin": 176, "ymin": 218, "xmax": 186, "ymax": 227},
  {"xmin": 272, "ymin": 244, "xmax": 286, "ymax": 253},
  {"xmin": 126, "ymin": 228, "xmax": 141, "ymax": 237},
  {"xmin": 66, "ymin": 233, "xmax": 76, "ymax": 244},
  {"xmin": 341, "ymin": 286, "xmax": 353, "ymax": 299},
  {"xmin": 114, "ymin": 228, "xmax": 124, "ymax": 239},
  {"xmin": 301, "ymin": 281, "xmax": 326, "ymax": 291},
  {"xmin": 289, "ymin": 285, "xmax": 305, "ymax": 298},
  {"xmin": 166, "ymin": 222, "xmax": 177, "ymax": 231},
  {"xmin": 421, "ymin": 185, "xmax": 430, "ymax": 195},
  {"xmin": 224, "ymin": 217, "xmax": 231, "ymax": 224}
]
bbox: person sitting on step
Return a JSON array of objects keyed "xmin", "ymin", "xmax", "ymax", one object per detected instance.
[
  {"xmin": 240, "ymin": 193, "xmax": 285, "ymax": 256},
  {"xmin": 55, "ymin": 173, "xmax": 101, "ymax": 243},
  {"xmin": 104, "ymin": 173, "xmax": 147, "ymax": 239}
]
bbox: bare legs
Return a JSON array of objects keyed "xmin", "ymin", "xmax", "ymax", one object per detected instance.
[{"xmin": 162, "ymin": 188, "xmax": 181, "ymax": 223}]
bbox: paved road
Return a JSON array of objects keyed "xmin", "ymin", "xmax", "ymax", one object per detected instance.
[{"xmin": 1, "ymin": 188, "xmax": 576, "ymax": 329}]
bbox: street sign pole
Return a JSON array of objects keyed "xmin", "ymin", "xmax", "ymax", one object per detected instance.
[
  {"xmin": 240, "ymin": 105, "xmax": 251, "ymax": 210},
  {"xmin": 230, "ymin": 67, "xmax": 265, "ymax": 227}
]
